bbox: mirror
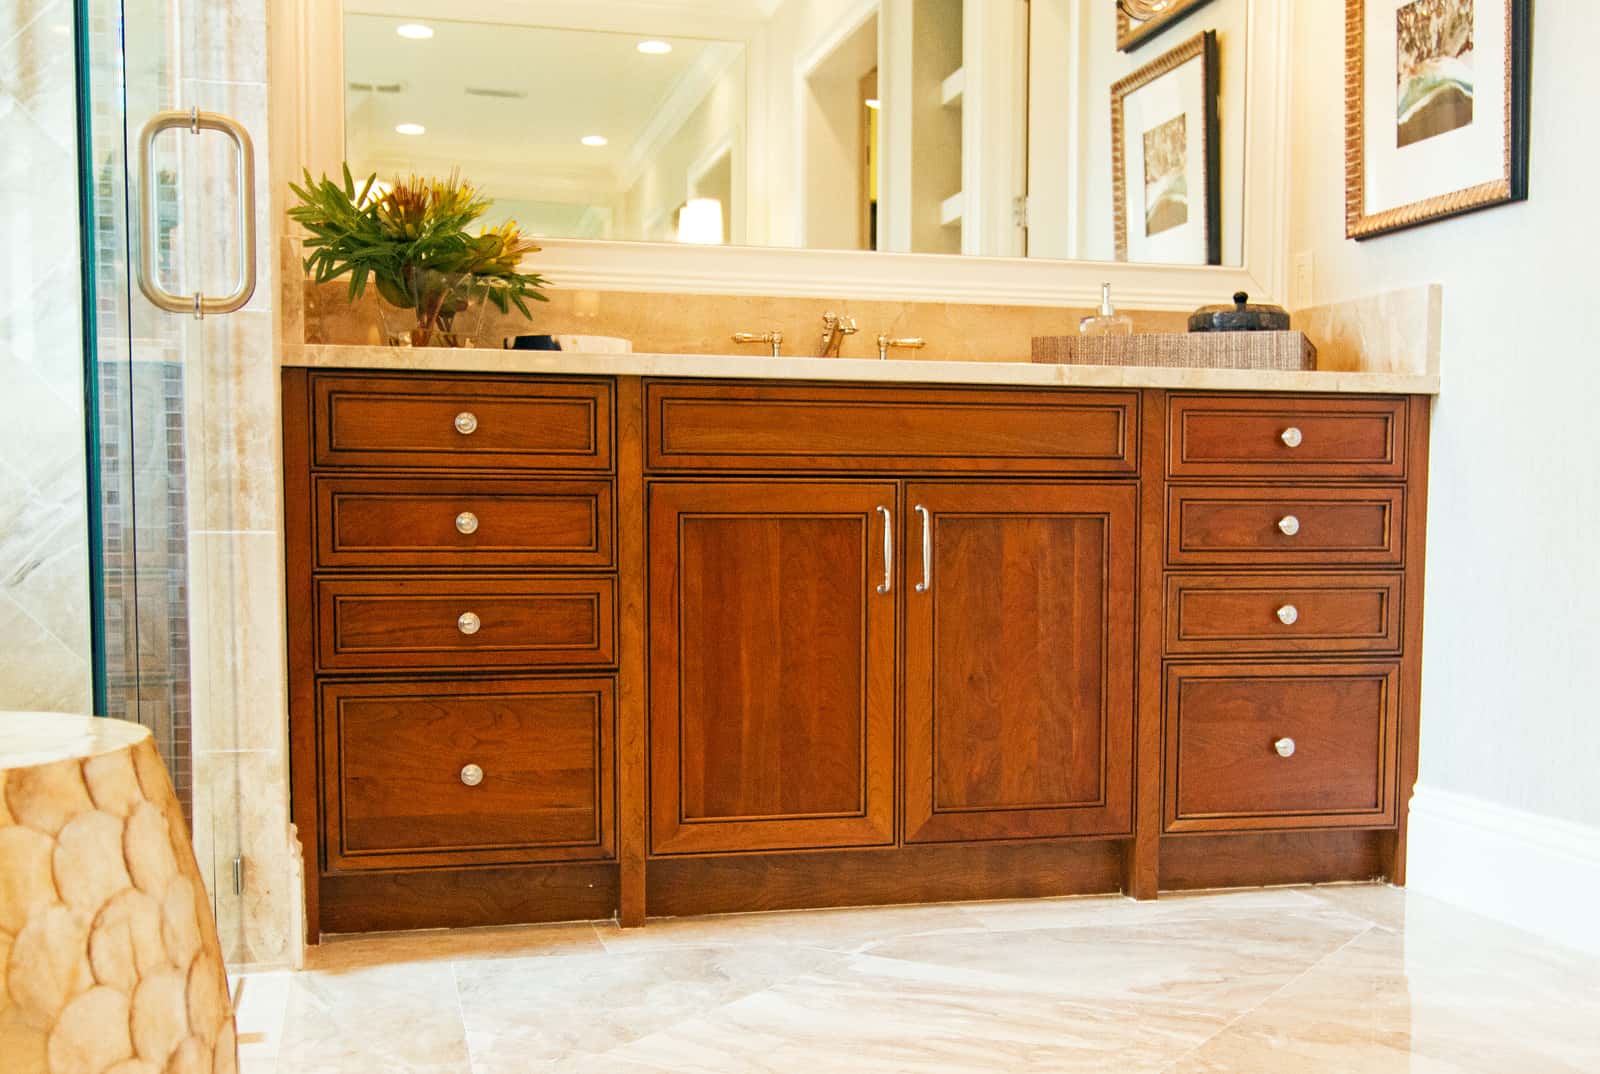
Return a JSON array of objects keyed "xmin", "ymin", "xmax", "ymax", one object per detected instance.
[{"xmin": 343, "ymin": 0, "xmax": 1256, "ymax": 266}]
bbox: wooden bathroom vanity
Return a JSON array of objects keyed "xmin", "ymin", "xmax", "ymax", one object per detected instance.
[{"xmin": 281, "ymin": 359, "xmax": 1431, "ymax": 939}]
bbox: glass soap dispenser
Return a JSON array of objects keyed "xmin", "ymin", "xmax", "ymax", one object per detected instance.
[{"xmin": 1079, "ymin": 283, "xmax": 1134, "ymax": 337}]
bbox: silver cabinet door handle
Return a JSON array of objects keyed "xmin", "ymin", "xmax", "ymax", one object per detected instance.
[
  {"xmin": 877, "ymin": 506, "xmax": 893, "ymax": 594},
  {"xmin": 459, "ymin": 764, "xmax": 485, "ymax": 786},
  {"xmin": 457, "ymin": 612, "xmax": 482, "ymax": 635},
  {"xmin": 1278, "ymin": 515, "xmax": 1301, "ymax": 537},
  {"xmin": 455, "ymin": 511, "xmax": 480, "ymax": 535},
  {"xmin": 1274, "ymin": 737, "xmax": 1297, "ymax": 758},
  {"xmin": 914, "ymin": 505, "xmax": 931, "ymax": 593},
  {"xmin": 454, "ymin": 411, "xmax": 479, "ymax": 435},
  {"xmin": 136, "ymin": 108, "xmax": 257, "ymax": 317}
]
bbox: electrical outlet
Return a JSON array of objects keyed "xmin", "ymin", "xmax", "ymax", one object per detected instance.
[{"xmin": 1293, "ymin": 251, "xmax": 1316, "ymax": 309}]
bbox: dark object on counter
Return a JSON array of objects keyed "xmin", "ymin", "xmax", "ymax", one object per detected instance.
[
  {"xmin": 1188, "ymin": 292, "xmax": 1291, "ymax": 332},
  {"xmin": 506, "ymin": 334, "xmax": 562, "ymax": 351}
]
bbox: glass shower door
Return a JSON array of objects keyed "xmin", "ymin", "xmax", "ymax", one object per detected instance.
[{"xmin": 78, "ymin": 0, "xmax": 256, "ymax": 949}]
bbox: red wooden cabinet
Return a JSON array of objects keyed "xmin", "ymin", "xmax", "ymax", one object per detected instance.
[
  {"xmin": 647, "ymin": 481, "xmax": 898, "ymax": 855},
  {"xmin": 903, "ymin": 483, "xmax": 1137, "ymax": 843}
]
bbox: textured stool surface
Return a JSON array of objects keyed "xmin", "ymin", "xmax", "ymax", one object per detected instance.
[{"xmin": 0, "ymin": 712, "xmax": 238, "ymax": 1074}]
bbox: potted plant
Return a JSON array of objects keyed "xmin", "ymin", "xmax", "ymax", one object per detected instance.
[{"xmin": 289, "ymin": 167, "xmax": 550, "ymax": 347}]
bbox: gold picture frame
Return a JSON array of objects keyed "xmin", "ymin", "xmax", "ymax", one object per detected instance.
[
  {"xmin": 1111, "ymin": 31, "xmax": 1221, "ymax": 264},
  {"xmin": 1116, "ymin": 0, "xmax": 1217, "ymax": 52},
  {"xmin": 1345, "ymin": 0, "xmax": 1531, "ymax": 239}
]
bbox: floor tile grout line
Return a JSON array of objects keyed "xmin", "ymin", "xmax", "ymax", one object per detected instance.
[
  {"xmin": 1153, "ymin": 924, "xmax": 1377, "ymax": 1074},
  {"xmin": 451, "ymin": 960, "xmax": 478, "ymax": 1074}
]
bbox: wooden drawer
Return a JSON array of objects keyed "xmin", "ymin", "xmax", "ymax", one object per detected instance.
[
  {"xmin": 316, "ymin": 576, "xmax": 616, "ymax": 672},
  {"xmin": 321, "ymin": 677, "xmax": 614, "ymax": 870},
  {"xmin": 310, "ymin": 374, "xmax": 611, "ymax": 471},
  {"xmin": 1165, "ymin": 572, "xmax": 1402, "ymax": 656},
  {"xmin": 646, "ymin": 381, "xmax": 1138, "ymax": 473},
  {"xmin": 1169, "ymin": 395, "xmax": 1407, "ymax": 479},
  {"xmin": 1164, "ymin": 662, "xmax": 1399, "ymax": 832},
  {"xmin": 1168, "ymin": 486, "xmax": 1404, "ymax": 566},
  {"xmin": 315, "ymin": 478, "xmax": 613, "ymax": 569}
]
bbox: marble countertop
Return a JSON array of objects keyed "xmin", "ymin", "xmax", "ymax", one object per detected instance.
[{"xmin": 283, "ymin": 344, "xmax": 1441, "ymax": 395}]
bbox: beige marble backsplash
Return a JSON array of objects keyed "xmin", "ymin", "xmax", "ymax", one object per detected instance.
[
  {"xmin": 301, "ymin": 277, "xmax": 1192, "ymax": 361},
  {"xmin": 299, "ymin": 268, "xmax": 1438, "ymax": 378}
]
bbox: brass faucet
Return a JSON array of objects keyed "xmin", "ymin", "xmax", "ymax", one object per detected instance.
[
  {"xmin": 731, "ymin": 329, "xmax": 784, "ymax": 358},
  {"xmin": 877, "ymin": 334, "xmax": 927, "ymax": 360},
  {"xmin": 818, "ymin": 312, "xmax": 859, "ymax": 357}
]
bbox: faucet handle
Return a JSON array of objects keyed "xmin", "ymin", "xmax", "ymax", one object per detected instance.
[
  {"xmin": 825, "ymin": 311, "xmax": 859, "ymax": 334},
  {"xmin": 732, "ymin": 329, "xmax": 784, "ymax": 357},
  {"xmin": 877, "ymin": 334, "xmax": 927, "ymax": 360}
]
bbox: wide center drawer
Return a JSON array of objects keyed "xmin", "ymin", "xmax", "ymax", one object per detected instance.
[
  {"xmin": 321, "ymin": 677, "xmax": 615, "ymax": 870},
  {"xmin": 316, "ymin": 576, "xmax": 616, "ymax": 671},
  {"xmin": 646, "ymin": 381, "xmax": 1139, "ymax": 473},
  {"xmin": 310, "ymin": 374, "xmax": 612, "ymax": 471},
  {"xmin": 314, "ymin": 478, "xmax": 614, "ymax": 569},
  {"xmin": 1164, "ymin": 662, "xmax": 1399, "ymax": 832},
  {"xmin": 1165, "ymin": 572, "xmax": 1402, "ymax": 655},
  {"xmin": 1168, "ymin": 395, "xmax": 1407, "ymax": 478},
  {"xmin": 1168, "ymin": 486, "xmax": 1404, "ymax": 566}
]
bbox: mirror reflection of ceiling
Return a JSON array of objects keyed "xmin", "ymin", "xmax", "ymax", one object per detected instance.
[{"xmin": 343, "ymin": 0, "xmax": 1253, "ymax": 266}]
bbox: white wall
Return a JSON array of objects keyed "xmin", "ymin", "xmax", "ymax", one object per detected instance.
[
  {"xmin": 1290, "ymin": 0, "xmax": 1600, "ymax": 947},
  {"xmin": 1291, "ymin": 0, "xmax": 1600, "ymax": 830},
  {"xmin": 624, "ymin": 56, "xmax": 747, "ymax": 243}
]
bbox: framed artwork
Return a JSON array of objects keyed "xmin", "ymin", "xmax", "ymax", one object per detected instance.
[
  {"xmin": 1112, "ymin": 30, "xmax": 1221, "ymax": 265},
  {"xmin": 1117, "ymin": 0, "xmax": 1218, "ymax": 53},
  {"xmin": 1346, "ymin": 0, "xmax": 1532, "ymax": 239}
]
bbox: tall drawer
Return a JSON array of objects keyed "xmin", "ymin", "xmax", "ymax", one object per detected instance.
[
  {"xmin": 646, "ymin": 381, "xmax": 1138, "ymax": 473},
  {"xmin": 316, "ymin": 576, "xmax": 616, "ymax": 672},
  {"xmin": 1168, "ymin": 486, "xmax": 1404, "ymax": 566},
  {"xmin": 1169, "ymin": 395, "xmax": 1407, "ymax": 479},
  {"xmin": 321, "ymin": 677, "xmax": 615, "ymax": 870},
  {"xmin": 1165, "ymin": 572, "xmax": 1402, "ymax": 656},
  {"xmin": 315, "ymin": 478, "xmax": 613, "ymax": 569},
  {"xmin": 310, "ymin": 374, "xmax": 612, "ymax": 471},
  {"xmin": 1164, "ymin": 662, "xmax": 1399, "ymax": 832}
]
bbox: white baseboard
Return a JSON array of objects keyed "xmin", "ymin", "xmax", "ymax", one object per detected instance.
[{"xmin": 1407, "ymin": 784, "xmax": 1600, "ymax": 955}]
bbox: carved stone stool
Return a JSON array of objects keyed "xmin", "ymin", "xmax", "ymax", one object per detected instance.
[{"xmin": 0, "ymin": 713, "xmax": 237, "ymax": 1074}]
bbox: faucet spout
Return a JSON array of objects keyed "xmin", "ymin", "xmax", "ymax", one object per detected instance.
[{"xmin": 818, "ymin": 311, "xmax": 859, "ymax": 358}]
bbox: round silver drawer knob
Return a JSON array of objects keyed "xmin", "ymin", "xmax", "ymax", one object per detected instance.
[
  {"xmin": 459, "ymin": 763, "xmax": 485, "ymax": 787},
  {"xmin": 1277, "ymin": 514, "xmax": 1301, "ymax": 537},
  {"xmin": 454, "ymin": 411, "xmax": 479, "ymax": 435},
  {"xmin": 455, "ymin": 511, "xmax": 479, "ymax": 535},
  {"xmin": 457, "ymin": 611, "xmax": 481, "ymax": 636},
  {"xmin": 1281, "ymin": 426, "xmax": 1304, "ymax": 448},
  {"xmin": 1274, "ymin": 737, "xmax": 1297, "ymax": 758},
  {"xmin": 1276, "ymin": 604, "xmax": 1300, "ymax": 626}
]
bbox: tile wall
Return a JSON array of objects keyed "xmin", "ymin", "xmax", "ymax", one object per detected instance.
[{"xmin": 0, "ymin": 0, "xmax": 94, "ymax": 715}]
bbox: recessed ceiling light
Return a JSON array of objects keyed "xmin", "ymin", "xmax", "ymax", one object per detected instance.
[
  {"xmin": 395, "ymin": 122, "xmax": 426, "ymax": 136},
  {"xmin": 581, "ymin": 135, "xmax": 609, "ymax": 147},
  {"xmin": 637, "ymin": 40, "xmax": 673, "ymax": 55},
  {"xmin": 396, "ymin": 23, "xmax": 434, "ymax": 40},
  {"xmin": 865, "ymin": 98, "xmax": 881, "ymax": 109}
]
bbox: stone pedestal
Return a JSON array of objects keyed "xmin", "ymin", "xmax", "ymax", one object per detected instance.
[{"xmin": 0, "ymin": 713, "xmax": 237, "ymax": 1074}]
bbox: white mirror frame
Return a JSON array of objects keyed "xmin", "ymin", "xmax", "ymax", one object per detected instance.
[{"xmin": 273, "ymin": 0, "xmax": 1290, "ymax": 310}]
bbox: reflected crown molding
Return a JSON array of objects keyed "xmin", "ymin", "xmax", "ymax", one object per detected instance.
[{"xmin": 281, "ymin": 0, "xmax": 1290, "ymax": 309}]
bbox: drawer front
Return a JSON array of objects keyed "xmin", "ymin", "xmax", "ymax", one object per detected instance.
[
  {"xmin": 1168, "ymin": 486, "xmax": 1404, "ymax": 566},
  {"xmin": 1169, "ymin": 395, "xmax": 1407, "ymax": 479},
  {"xmin": 311, "ymin": 374, "xmax": 612, "ymax": 471},
  {"xmin": 321, "ymin": 678, "xmax": 615, "ymax": 870},
  {"xmin": 646, "ymin": 381, "xmax": 1138, "ymax": 473},
  {"xmin": 315, "ymin": 478, "xmax": 613, "ymax": 569},
  {"xmin": 1164, "ymin": 662, "xmax": 1399, "ymax": 832},
  {"xmin": 1165, "ymin": 572, "xmax": 1402, "ymax": 656},
  {"xmin": 317, "ymin": 576, "xmax": 616, "ymax": 671}
]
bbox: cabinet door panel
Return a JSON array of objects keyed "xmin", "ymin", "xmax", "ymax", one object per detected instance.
[
  {"xmin": 904, "ymin": 483, "xmax": 1136, "ymax": 843},
  {"xmin": 649, "ymin": 482, "xmax": 897, "ymax": 854}
]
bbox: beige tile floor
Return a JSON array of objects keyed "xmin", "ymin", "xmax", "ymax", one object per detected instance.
[{"xmin": 231, "ymin": 884, "xmax": 1600, "ymax": 1073}]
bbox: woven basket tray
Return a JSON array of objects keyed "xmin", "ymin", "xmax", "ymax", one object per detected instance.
[{"xmin": 1032, "ymin": 331, "xmax": 1317, "ymax": 371}]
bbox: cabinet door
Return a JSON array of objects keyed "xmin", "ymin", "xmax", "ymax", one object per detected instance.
[
  {"xmin": 904, "ymin": 483, "xmax": 1136, "ymax": 843},
  {"xmin": 649, "ymin": 482, "xmax": 897, "ymax": 854}
]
